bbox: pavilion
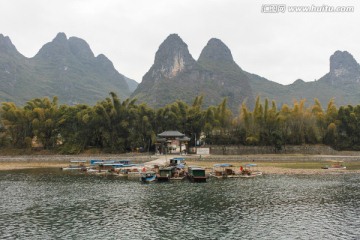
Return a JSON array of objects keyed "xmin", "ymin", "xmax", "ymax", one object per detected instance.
[{"xmin": 155, "ymin": 131, "xmax": 191, "ymax": 154}]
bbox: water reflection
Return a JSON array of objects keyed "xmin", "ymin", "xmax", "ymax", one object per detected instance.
[{"xmin": 0, "ymin": 169, "xmax": 359, "ymax": 239}]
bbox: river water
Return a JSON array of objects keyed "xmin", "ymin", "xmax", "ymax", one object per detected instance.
[{"xmin": 0, "ymin": 169, "xmax": 359, "ymax": 239}]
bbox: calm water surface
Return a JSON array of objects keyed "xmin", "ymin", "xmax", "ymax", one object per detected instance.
[{"xmin": 0, "ymin": 169, "xmax": 360, "ymax": 239}]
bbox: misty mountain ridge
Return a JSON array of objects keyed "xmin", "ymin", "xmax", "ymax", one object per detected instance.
[
  {"xmin": 0, "ymin": 32, "xmax": 134, "ymax": 105},
  {"xmin": 1, "ymin": 32, "xmax": 360, "ymax": 111}
]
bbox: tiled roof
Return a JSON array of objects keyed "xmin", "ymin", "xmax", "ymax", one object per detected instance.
[{"xmin": 158, "ymin": 131, "xmax": 185, "ymax": 137}]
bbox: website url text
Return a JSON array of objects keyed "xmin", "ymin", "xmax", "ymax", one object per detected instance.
[{"xmin": 261, "ymin": 4, "xmax": 354, "ymax": 13}]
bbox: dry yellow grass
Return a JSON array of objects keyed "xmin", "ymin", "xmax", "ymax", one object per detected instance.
[
  {"xmin": 0, "ymin": 161, "xmax": 68, "ymax": 170},
  {"xmin": 186, "ymin": 160, "xmax": 360, "ymax": 175}
]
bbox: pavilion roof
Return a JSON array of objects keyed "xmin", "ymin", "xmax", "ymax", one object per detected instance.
[{"xmin": 157, "ymin": 131, "xmax": 185, "ymax": 138}]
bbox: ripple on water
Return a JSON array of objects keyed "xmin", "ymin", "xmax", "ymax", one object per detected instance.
[{"xmin": 0, "ymin": 169, "xmax": 360, "ymax": 239}]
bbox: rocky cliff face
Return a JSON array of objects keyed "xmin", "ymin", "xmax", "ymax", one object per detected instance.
[
  {"xmin": 131, "ymin": 34, "xmax": 199, "ymax": 107},
  {"xmin": 131, "ymin": 35, "xmax": 254, "ymax": 112},
  {"xmin": 0, "ymin": 33, "xmax": 133, "ymax": 105},
  {"xmin": 150, "ymin": 34, "xmax": 196, "ymax": 79},
  {"xmin": 320, "ymin": 50, "xmax": 360, "ymax": 85}
]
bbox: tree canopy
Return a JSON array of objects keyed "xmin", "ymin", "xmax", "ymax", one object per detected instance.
[{"xmin": 1, "ymin": 93, "xmax": 359, "ymax": 153}]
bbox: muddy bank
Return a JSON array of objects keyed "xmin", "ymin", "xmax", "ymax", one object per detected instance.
[{"xmin": 0, "ymin": 154, "xmax": 152, "ymax": 170}]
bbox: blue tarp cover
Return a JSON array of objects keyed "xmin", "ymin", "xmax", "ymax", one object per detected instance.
[
  {"xmin": 245, "ymin": 164, "xmax": 257, "ymax": 167},
  {"xmin": 213, "ymin": 163, "xmax": 233, "ymax": 167},
  {"xmin": 177, "ymin": 163, "xmax": 186, "ymax": 169}
]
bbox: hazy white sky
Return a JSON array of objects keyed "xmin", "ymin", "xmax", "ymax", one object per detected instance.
[{"xmin": 0, "ymin": 0, "xmax": 359, "ymax": 84}]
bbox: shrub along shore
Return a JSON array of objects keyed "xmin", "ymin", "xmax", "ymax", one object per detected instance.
[{"xmin": 1, "ymin": 153, "xmax": 360, "ymax": 174}]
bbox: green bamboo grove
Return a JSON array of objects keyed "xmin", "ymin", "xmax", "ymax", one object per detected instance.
[{"xmin": 1, "ymin": 92, "xmax": 360, "ymax": 153}]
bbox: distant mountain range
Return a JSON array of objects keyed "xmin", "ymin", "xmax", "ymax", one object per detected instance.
[
  {"xmin": 0, "ymin": 33, "xmax": 133, "ymax": 105},
  {"xmin": 1, "ymin": 32, "xmax": 360, "ymax": 111},
  {"xmin": 246, "ymin": 50, "xmax": 360, "ymax": 108},
  {"xmin": 133, "ymin": 34, "xmax": 360, "ymax": 111}
]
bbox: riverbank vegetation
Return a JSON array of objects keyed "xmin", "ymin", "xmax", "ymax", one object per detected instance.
[{"xmin": 1, "ymin": 92, "xmax": 360, "ymax": 154}]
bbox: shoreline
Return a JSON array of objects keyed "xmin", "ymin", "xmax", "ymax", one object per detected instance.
[{"xmin": 0, "ymin": 154, "xmax": 360, "ymax": 175}]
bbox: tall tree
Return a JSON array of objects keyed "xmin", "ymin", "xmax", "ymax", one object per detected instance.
[
  {"xmin": 1, "ymin": 102, "xmax": 33, "ymax": 148},
  {"xmin": 26, "ymin": 97, "xmax": 60, "ymax": 149}
]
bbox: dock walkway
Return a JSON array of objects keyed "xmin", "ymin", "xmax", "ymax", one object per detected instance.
[{"xmin": 143, "ymin": 155, "xmax": 185, "ymax": 168}]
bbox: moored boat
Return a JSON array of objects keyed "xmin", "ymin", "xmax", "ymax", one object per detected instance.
[
  {"xmin": 239, "ymin": 171, "xmax": 263, "ymax": 178},
  {"xmin": 157, "ymin": 166, "xmax": 176, "ymax": 181},
  {"xmin": 169, "ymin": 157, "xmax": 186, "ymax": 166},
  {"xmin": 239, "ymin": 164, "xmax": 263, "ymax": 178},
  {"xmin": 171, "ymin": 165, "xmax": 186, "ymax": 180},
  {"xmin": 61, "ymin": 160, "xmax": 87, "ymax": 171},
  {"xmin": 187, "ymin": 166, "xmax": 207, "ymax": 182},
  {"xmin": 210, "ymin": 163, "xmax": 234, "ymax": 178},
  {"xmin": 87, "ymin": 159, "xmax": 139, "ymax": 176},
  {"xmin": 322, "ymin": 160, "xmax": 346, "ymax": 170},
  {"xmin": 157, "ymin": 166, "xmax": 186, "ymax": 181},
  {"xmin": 90, "ymin": 159, "xmax": 135, "ymax": 168},
  {"xmin": 140, "ymin": 171, "xmax": 157, "ymax": 183},
  {"xmin": 127, "ymin": 170, "xmax": 142, "ymax": 179}
]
